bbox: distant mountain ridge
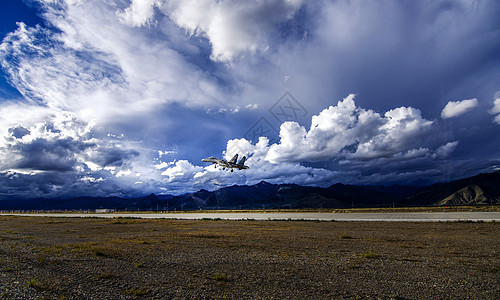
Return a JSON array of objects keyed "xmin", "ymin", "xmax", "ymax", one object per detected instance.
[
  {"xmin": 1, "ymin": 170, "xmax": 498, "ymax": 210},
  {"xmin": 399, "ymin": 170, "xmax": 500, "ymax": 207}
]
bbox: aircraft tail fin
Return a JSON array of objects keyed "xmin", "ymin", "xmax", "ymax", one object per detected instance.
[
  {"xmin": 237, "ymin": 156, "xmax": 246, "ymax": 167},
  {"xmin": 229, "ymin": 154, "xmax": 238, "ymax": 164}
]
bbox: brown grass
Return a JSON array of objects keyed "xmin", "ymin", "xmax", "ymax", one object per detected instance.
[{"xmin": 0, "ymin": 217, "xmax": 498, "ymax": 299}]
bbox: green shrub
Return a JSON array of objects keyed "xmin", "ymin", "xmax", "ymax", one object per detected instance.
[
  {"xmin": 213, "ymin": 273, "xmax": 228, "ymax": 281},
  {"xmin": 339, "ymin": 232, "xmax": 352, "ymax": 239},
  {"xmin": 126, "ymin": 287, "xmax": 149, "ymax": 296},
  {"xmin": 359, "ymin": 251, "xmax": 379, "ymax": 259}
]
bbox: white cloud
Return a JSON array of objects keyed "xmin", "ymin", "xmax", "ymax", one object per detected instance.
[
  {"xmin": 118, "ymin": 0, "xmax": 161, "ymax": 27},
  {"xmin": 116, "ymin": 169, "xmax": 132, "ymax": 177},
  {"xmin": 0, "ymin": 1, "xmax": 231, "ymax": 125},
  {"xmin": 441, "ymin": 98, "xmax": 478, "ymax": 119},
  {"xmin": 160, "ymin": 160, "xmax": 204, "ymax": 181},
  {"xmin": 266, "ymin": 94, "xmax": 434, "ymax": 163},
  {"xmin": 80, "ymin": 176, "xmax": 105, "ymax": 183},
  {"xmin": 490, "ymin": 96, "xmax": 500, "ymax": 124},
  {"xmin": 154, "ymin": 161, "xmax": 171, "ymax": 169},
  {"xmin": 159, "ymin": 0, "xmax": 304, "ymax": 62},
  {"xmin": 433, "ymin": 141, "xmax": 459, "ymax": 159}
]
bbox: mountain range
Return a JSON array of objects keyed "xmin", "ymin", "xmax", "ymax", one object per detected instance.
[{"xmin": 1, "ymin": 170, "xmax": 498, "ymax": 211}]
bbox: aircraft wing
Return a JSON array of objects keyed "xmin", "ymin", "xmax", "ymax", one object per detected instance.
[
  {"xmin": 218, "ymin": 160, "xmax": 231, "ymax": 167},
  {"xmin": 202, "ymin": 157, "xmax": 230, "ymax": 167}
]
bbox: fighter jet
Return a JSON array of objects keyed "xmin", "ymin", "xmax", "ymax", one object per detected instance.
[{"xmin": 202, "ymin": 154, "xmax": 249, "ymax": 172}]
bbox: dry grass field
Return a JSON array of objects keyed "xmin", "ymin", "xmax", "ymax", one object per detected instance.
[{"xmin": 0, "ymin": 216, "xmax": 498, "ymax": 299}]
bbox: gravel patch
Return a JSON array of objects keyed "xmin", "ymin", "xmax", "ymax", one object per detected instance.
[{"xmin": 0, "ymin": 217, "xmax": 498, "ymax": 299}]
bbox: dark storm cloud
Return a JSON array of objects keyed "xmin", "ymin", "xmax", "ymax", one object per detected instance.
[
  {"xmin": 278, "ymin": 0, "xmax": 500, "ymax": 115},
  {"xmin": 12, "ymin": 137, "xmax": 94, "ymax": 172},
  {"xmin": 6, "ymin": 131, "xmax": 139, "ymax": 174},
  {"xmin": 0, "ymin": 171, "xmax": 67, "ymax": 199},
  {"xmin": 0, "ymin": 169, "xmax": 147, "ymax": 200},
  {"xmin": 8, "ymin": 125, "xmax": 30, "ymax": 138},
  {"xmin": 89, "ymin": 147, "xmax": 140, "ymax": 168},
  {"xmin": 0, "ymin": 110, "xmax": 149, "ymax": 199}
]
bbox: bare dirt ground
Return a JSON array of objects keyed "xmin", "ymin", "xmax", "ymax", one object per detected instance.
[{"xmin": 0, "ymin": 216, "xmax": 498, "ymax": 299}]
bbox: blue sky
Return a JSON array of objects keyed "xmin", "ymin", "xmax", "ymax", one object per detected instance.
[{"xmin": 0, "ymin": 0, "xmax": 499, "ymax": 199}]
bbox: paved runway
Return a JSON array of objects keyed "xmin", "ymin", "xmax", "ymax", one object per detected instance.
[{"xmin": 1, "ymin": 211, "xmax": 499, "ymax": 221}]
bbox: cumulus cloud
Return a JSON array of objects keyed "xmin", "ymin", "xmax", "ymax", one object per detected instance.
[
  {"xmin": 266, "ymin": 95, "xmax": 434, "ymax": 163},
  {"xmin": 161, "ymin": 160, "xmax": 203, "ymax": 182},
  {"xmin": 441, "ymin": 98, "xmax": 478, "ymax": 119}
]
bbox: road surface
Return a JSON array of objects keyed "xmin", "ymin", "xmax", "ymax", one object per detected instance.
[{"xmin": 1, "ymin": 212, "xmax": 499, "ymax": 221}]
